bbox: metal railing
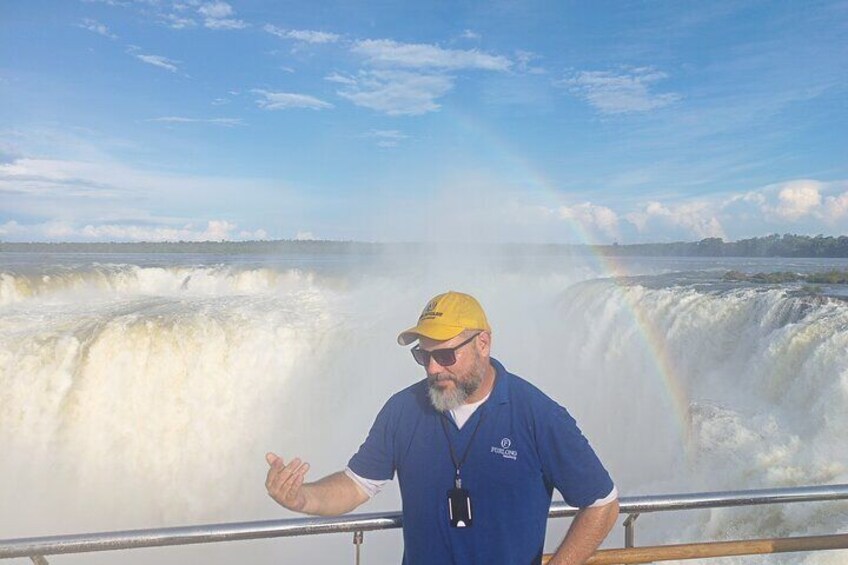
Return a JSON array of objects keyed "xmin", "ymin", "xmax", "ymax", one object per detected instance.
[{"xmin": 1, "ymin": 484, "xmax": 847, "ymax": 563}]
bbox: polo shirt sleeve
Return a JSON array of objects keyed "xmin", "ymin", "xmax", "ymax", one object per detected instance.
[
  {"xmin": 346, "ymin": 398, "xmax": 398, "ymax": 481},
  {"xmin": 537, "ymin": 402, "xmax": 614, "ymax": 508}
]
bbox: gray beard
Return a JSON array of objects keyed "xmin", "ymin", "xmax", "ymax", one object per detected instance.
[{"xmin": 427, "ymin": 371, "xmax": 482, "ymax": 413}]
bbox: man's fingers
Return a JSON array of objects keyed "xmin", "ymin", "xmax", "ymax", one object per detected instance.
[
  {"xmin": 290, "ymin": 465, "xmax": 308, "ymax": 491},
  {"xmin": 264, "ymin": 455, "xmax": 310, "ymax": 512},
  {"xmin": 277, "ymin": 460, "xmax": 307, "ymax": 494},
  {"xmin": 265, "ymin": 454, "xmax": 292, "ymax": 491},
  {"xmin": 268, "ymin": 458, "xmax": 305, "ymax": 496}
]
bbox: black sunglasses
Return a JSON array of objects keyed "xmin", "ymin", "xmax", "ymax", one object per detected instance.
[{"xmin": 411, "ymin": 333, "xmax": 480, "ymax": 367}]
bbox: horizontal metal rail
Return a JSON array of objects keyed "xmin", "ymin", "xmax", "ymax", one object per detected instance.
[
  {"xmin": 543, "ymin": 533, "xmax": 848, "ymax": 564},
  {"xmin": 1, "ymin": 484, "xmax": 847, "ymax": 560}
]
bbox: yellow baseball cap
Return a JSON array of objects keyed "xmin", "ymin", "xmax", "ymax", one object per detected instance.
[{"xmin": 397, "ymin": 291, "xmax": 491, "ymax": 345}]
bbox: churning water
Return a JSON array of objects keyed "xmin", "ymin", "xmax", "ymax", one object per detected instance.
[{"xmin": 1, "ymin": 250, "xmax": 847, "ymax": 564}]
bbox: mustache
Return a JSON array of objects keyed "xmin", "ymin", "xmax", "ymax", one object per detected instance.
[{"xmin": 427, "ymin": 373, "xmax": 456, "ymax": 384}]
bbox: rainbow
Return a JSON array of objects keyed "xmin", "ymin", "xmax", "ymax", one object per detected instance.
[{"xmin": 446, "ymin": 107, "xmax": 694, "ymax": 458}]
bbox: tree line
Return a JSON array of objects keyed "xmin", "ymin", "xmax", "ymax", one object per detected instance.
[
  {"xmin": 592, "ymin": 234, "xmax": 848, "ymax": 258},
  {"xmin": 2, "ymin": 234, "xmax": 848, "ymax": 258}
]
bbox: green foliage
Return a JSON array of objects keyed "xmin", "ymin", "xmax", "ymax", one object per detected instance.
[
  {"xmin": 722, "ymin": 270, "xmax": 848, "ymax": 285},
  {"xmin": 3, "ymin": 233, "xmax": 848, "ymax": 258},
  {"xmin": 722, "ymin": 271, "xmax": 804, "ymax": 283},
  {"xmin": 593, "ymin": 234, "xmax": 848, "ymax": 258}
]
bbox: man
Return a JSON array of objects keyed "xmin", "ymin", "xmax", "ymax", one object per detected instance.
[{"xmin": 266, "ymin": 291, "xmax": 619, "ymax": 564}]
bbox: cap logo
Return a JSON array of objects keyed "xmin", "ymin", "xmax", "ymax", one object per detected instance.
[{"xmin": 418, "ymin": 298, "xmax": 443, "ymax": 321}]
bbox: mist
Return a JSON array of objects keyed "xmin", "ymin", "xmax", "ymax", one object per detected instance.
[{"xmin": 1, "ymin": 253, "xmax": 846, "ymax": 564}]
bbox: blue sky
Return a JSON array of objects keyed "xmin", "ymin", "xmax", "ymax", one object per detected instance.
[{"xmin": 1, "ymin": 0, "xmax": 846, "ymax": 243}]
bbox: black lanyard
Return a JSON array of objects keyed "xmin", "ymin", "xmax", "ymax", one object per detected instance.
[{"xmin": 440, "ymin": 410, "xmax": 486, "ymax": 489}]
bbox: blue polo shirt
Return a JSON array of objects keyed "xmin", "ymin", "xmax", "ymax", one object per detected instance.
[{"xmin": 347, "ymin": 358, "xmax": 614, "ymax": 565}]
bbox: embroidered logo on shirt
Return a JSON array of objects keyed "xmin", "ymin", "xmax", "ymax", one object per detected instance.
[{"xmin": 491, "ymin": 437, "xmax": 518, "ymax": 460}]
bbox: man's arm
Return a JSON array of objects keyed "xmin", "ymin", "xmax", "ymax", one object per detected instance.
[
  {"xmin": 546, "ymin": 498, "xmax": 620, "ymax": 565},
  {"xmin": 265, "ymin": 452, "xmax": 369, "ymax": 516}
]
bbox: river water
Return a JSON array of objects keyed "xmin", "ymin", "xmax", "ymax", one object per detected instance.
[{"xmin": 1, "ymin": 249, "xmax": 846, "ymax": 564}]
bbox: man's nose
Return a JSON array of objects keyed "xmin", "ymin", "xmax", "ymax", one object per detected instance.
[{"xmin": 426, "ymin": 355, "xmax": 445, "ymax": 373}]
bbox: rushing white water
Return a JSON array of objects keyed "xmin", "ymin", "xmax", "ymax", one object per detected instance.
[{"xmin": 1, "ymin": 253, "xmax": 846, "ymax": 564}]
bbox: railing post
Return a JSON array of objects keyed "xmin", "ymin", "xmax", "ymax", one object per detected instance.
[
  {"xmin": 624, "ymin": 513, "xmax": 640, "ymax": 548},
  {"xmin": 353, "ymin": 530, "xmax": 364, "ymax": 565},
  {"xmin": 30, "ymin": 557, "xmax": 48, "ymax": 565}
]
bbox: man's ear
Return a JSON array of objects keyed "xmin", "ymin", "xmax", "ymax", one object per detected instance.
[{"xmin": 477, "ymin": 331, "xmax": 492, "ymax": 356}]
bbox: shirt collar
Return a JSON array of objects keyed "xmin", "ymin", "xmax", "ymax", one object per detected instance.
[{"xmin": 488, "ymin": 357, "xmax": 511, "ymax": 405}]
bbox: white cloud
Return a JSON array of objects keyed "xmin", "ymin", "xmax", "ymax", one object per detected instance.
[
  {"xmin": 363, "ymin": 129, "xmax": 408, "ymax": 148},
  {"xmin": 481, "ymin": 196, "xmax": 621, "ymax": 243},
  {"xmin": 197, "ymin": 1, "xmax": 233, "ymax": 19},
  {"xmin": 337, "ymin": 70, "xmax": 453, "ymax": 115},
  {"xmin": 135, "ymin": 53, "xmax": 179, "ymax": 73},
  {"xmin": 626, "ymin": 201, "xmax": 726, "ymax": 239},
  {"xmin": 331, "ymin": 39, "xmax": 510, "ymax": 117},
  {"xmin": 824, "ymin": 192, "xmax": 848, "ymax": 222},
  {"xmin": 81, "ymin": 0, "xmax": 129, "ymax": 6},
  {"xmin": 364, "ymin": 129, "xmax": 407, "ymax": 140},
  {"xmin": 514, "ymin": 50, "xmax": 545, "ymax": 74},
  {"xmin": 725, "ymin": 191, "xmax": 767, "ymax": 207},
  {"xmin": 0, "ymin": 158, "xmax": 131, "ymax": 198},
  {"xmin": 745, "ymin": 179, "xmax": 848, "ymax": 226},
  {"xmin": 84, "ymin": 0, "xmax": 245, "ymax": 30},
  {"xmin": 285, "ymin": 29, "xmax": 339, "ymax": 43},
  {"xmin": 0, "ymin": 132, "xmax": 302, "ymax": 243},
  {"xmin": 149, "ymin": 116, "xmax": 244, "ymax": 126},
  {"xmin": 351, "ymin": 39, "xmax": 511, "ymax": 71},
  {"xmin": 557, "ymin": 202, "xmax": 620, "ymax": 239},
  {"xmin": 0, "ymin": 141, "xmax": 20, "ymax": 164},
  {"xmin": 80, "ymin": 18, "xmax": 118, "ymax": 39},
  {"xmin": 75, "ymin": 220, "xmax": 266, "ymax": 242},
  {"xmin": 160, "ymin": 13, "xmax": 196, "ymax": 29},
  {"xmin": 0, "ymin": 219, "xmax": 269, "ymax": 242},
  {"xmin": 295, "ymin": 231, "xmax": 316, "ymax": 241},
  {"xmin": 263, "ymin": 24, "xmax": 286, "ymax": 37},
  {"xmin": 0, "ymin": 212, "xmax": 268, "ymax": 241},
  {"xmin": 204, "ymin": 17, "xmax": 248, "ymax": 30},
  {"xmin": 325, "ymin": 72, "xmax": 357, "ymax": 85},
  {"xmin": 264, "ymin": 24, "xmax": 339, "ymax": 44},
  {"xmin": 44, "ymin": 221, "xmax": 77, "ymax": 239},
  {"xmin": 560, "ymin": 67, "xmax": 680, "ymax": 114},
  {"xmin": 252, "ymin": 89, "xmax": 333, "ymax": 110},
  {"xmin": 461, "ymin": 29, "xmax": 481, "ymax": 40},
  {"xmin": 0, "ymin": 220, "xmax": 22, "ymax": 236},
  {"xmin": 0, "ymin": 155, "xmax": 282, "ymax": 226},
  {"xmin": 768, "ymin": 180, "xmax": 823, "ymax": 221},
  {"xmin": 197, "ymin": 1, "xmax": 247, "ymax": 30},
  {"xmin": 720, "ymin": 178, "xmax": 848, "ymax": 234},
  {"xmin": 324, "ymin": 73, "xmax": 356, "ymax": 86}
]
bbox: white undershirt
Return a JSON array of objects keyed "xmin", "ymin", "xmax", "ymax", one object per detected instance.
[{"xmin": 447, "ymin": 392, "xmax": 489, "ymax": 429}]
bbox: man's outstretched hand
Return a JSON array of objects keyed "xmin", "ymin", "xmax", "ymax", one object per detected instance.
[{"xmin": 265, "ymin": 452, "xmax": 310, "ymax": 512}]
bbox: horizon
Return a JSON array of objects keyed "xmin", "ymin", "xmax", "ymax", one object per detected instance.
[
  {"xmin": 3, "ymin": 232, "xmax": 847, "ymax": 248},
  {"xmin": 2, "ymin": 2, "xmax": 847, "ymax": 244}
]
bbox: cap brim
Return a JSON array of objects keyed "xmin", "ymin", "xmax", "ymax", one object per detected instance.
[{"xmin": 397, "ymin": 321, "xmax": 466, "ymax": 345}]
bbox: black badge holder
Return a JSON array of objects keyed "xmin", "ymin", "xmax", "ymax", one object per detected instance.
[
  {"xmin": 441, "ymin": 412, "xmax": 486, "ymax": 529},
  {"xmin": 448, "ymin": 479, "xmax": 473, "ymax": 527}
]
